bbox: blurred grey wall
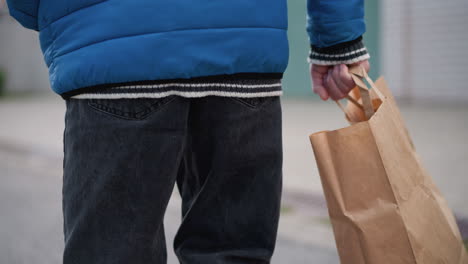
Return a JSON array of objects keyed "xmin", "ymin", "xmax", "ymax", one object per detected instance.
[
  {"xmin": 381, "ymin": 0, "xmax": 468, "ymax": 103},
  {"xmin": 0, "ymin": 8, "xmax": 50, "ymax": 93}
]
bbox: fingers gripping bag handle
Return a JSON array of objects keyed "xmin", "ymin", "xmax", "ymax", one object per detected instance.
[{"xmin": 335, "ymin": 65, "xmax": 385, "ymax": 123}]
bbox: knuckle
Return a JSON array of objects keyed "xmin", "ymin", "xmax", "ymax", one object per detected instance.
[
  {"xmin": 341, "ymin": 87, "xmax": 350, "ymax": 97},
  {"xmin": 340, "ymin": 71, "xmax": 348, "ymax": 80},
  {"xmin": 340, "ymin": 84, "xmax": 351, "ymax": 92},
  {"xmin": 332, "ymin": 68, "xmax": 339, "ymax": 78}
]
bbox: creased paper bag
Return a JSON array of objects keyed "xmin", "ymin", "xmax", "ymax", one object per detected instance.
[{"xmin": 309, "ymin": 66, "xmax": 468, "ymax": 264}]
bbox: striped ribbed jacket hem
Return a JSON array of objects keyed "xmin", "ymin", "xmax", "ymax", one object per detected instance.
[{"xmin": 64, "ymin": 73, "xmax": 283, "ymax": 100}]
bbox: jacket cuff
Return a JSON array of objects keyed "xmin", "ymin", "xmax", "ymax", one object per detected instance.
[{"xmin": 308, "ymin": 36, "xmax": 370, "ymax": 65}]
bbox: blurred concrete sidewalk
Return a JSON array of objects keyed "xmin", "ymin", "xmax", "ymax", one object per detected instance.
[{"xmin": 0, "ymin": 95, "xmax": 467, "ymax": 263}]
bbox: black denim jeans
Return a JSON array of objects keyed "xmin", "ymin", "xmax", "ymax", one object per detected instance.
[{"xmin": 63, "ymin": 96, "xmax": 283, "ymax": 264}]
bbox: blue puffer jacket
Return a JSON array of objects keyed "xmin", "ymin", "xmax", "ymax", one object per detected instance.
[{"xmin": 7, "ymin": 0, "xmax": 366, "ymax": 97}]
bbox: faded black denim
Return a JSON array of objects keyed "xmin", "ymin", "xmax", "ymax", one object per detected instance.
[{"xmin": 63, "ymin": 96, "xmax": 283, "ymax": 264}]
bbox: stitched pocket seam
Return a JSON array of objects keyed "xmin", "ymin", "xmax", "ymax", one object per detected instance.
[{"xmin": 87, "ymin": 96, "xmax": 176, "ymax": 120}]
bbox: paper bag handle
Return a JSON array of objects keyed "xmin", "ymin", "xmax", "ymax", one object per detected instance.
[{"xmin": 335, "ymin": 65, "xmax": 385, "ymax": 120}]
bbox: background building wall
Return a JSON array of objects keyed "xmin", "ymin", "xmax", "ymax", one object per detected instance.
[
  {"xmin": 381, "ymin": 0, "xmax": 468, "ymax": 102},
  {"xmin": 0, "ymin": 8, "xmax": 50, "ymax": 93}
]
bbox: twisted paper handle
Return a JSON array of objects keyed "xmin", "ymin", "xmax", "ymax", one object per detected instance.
[{"xmin": 336, "ymin": 65, "xmax": 385, "ymax": 121}]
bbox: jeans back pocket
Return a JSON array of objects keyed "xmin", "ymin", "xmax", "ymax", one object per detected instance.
[{"xmin": 87, "ymin": 96, "xmax": 176, "ymax": 120}]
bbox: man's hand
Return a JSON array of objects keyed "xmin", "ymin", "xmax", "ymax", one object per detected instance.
[{"xmin": 310, "ymin": 60, "xmax": 370, "ymax": 101}]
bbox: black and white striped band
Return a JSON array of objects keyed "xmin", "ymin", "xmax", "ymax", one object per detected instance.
[
  {"xmin": 63, "ymin": 74, "xmax": 283, "ymax": 100},
  {"xmin": 308, "ymin": 36, "xmax": 370, "ymax": 65}
]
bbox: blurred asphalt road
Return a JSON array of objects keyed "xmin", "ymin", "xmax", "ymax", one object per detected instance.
[{"xmin": 0, "ymin": 95, "xmax": 467, "ymax": 263}]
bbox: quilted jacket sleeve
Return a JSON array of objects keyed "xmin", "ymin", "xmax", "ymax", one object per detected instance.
[
  {"xmin": 307, "ymin": 0, "xmax": 370, "ymax": 65},
  {"xmin": 6, "ymin": 0, "xmax": 40, "ymax": 31}
]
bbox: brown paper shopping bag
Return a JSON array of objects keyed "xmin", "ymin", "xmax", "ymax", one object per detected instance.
[{"xmin": 309, "ymin": 66, "xmax": 468, "ymax": 264}]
